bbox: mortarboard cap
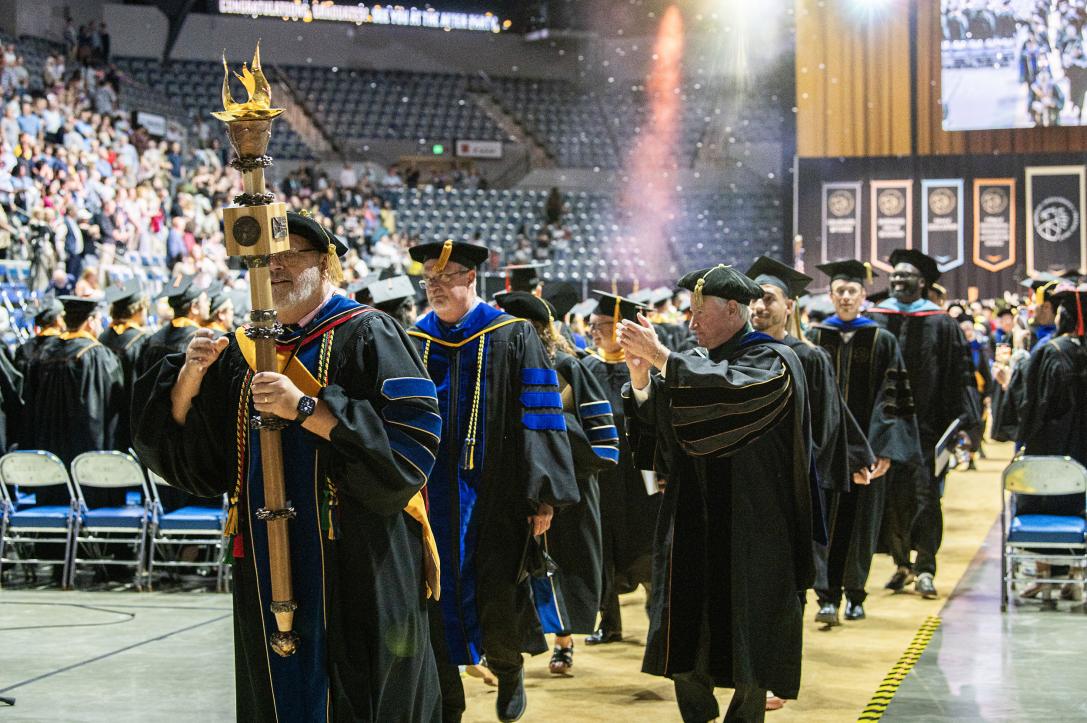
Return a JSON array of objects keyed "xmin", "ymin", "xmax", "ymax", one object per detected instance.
[
  {"xmin": 542, "ymin": 281, "xmax": 579, "ymax": 318},
  {"xmin": 628, "ymin": 289, "xmax": 654, "ymax": 305},
  {"xmin": 1021, "ymin": 274, "xmax": 1067, "ymax": 305},
  {"xmin": 409, "ymin": 239, "xmax": 490, "ymax": 270},
  {"xmin": 501, "ymin": 262, "xmax": 549, "ymax": 291},
  {"xmin": 58, "ymin": 295, "xmax": 101, "ymax": 316},
  {"xmin": 159, "ymin": 274, "xmax": 204, "ymax": 310},
  {"xmin": 495, "ymin": 291, "xmax": 556, "ymax": 325},
  {"xmin": 816, "ymin": 260, "xmax": 876, "ymax": 285},
  {"xmin": 346, "ymin": 271, "xmax": 381, "ymax": 303},
  {"xmin": 287, "ymin": 211, "xmax": 349, "ymax": 256},
  {"xmin": 205, "ymin": 281, "xmax": 232, "ymax": 315},
  {"xmin": 647, "ymin": 287, "xmax": 673, "ymax": 306},
  {"xmin": 32, "ymin": 296, "xmax": 64, "ymax": 326},
  {"xmin": 676, "ymin": 264, "xmax": 763, "ymax": 308},
  {"xmin": 1051, "ymin": 287, "xmax": 1087, "ymax": 336},
  {"xmin": 591, "ymin": 290, "xmax": 648, "ymax": 324},
  {"xmin": 103, "ymin": 277, "xmax": 144, "ymax": 306},
  {"xmin": 746, "ymin": 256, "xmax": 812, "ymax": 299},
  {"xmin": 889, "ymin": 249, "xmax": 941, "ymax": 285},
  {"xmin": 569, "ymin": 298, "xmax": 599, "ymax": 319},
  {"xmin": 368, "ymin": 275, "xmax": 416, "ymax": 309}
]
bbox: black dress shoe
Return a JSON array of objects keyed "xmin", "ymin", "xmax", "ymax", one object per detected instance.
[
  {"xmin": 885, "ymin": 567, "xmax": 915, "ymax": 592},
  {"xmin": 495, "ymin": 666, "xmax": 526, "ymax": 722},
  {"xmin": 584, "ymin": 628, "xmax": 622, "ymax": 645},
  {"xmin": 844, "ymin": 601, "xmax": 866, "ymax": 620},
  {"xmin": 815, "ymin": 601, "xmax": 840, "ymax": 626}
]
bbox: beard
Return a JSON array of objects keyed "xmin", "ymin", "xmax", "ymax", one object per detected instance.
[{"xmin": 272, "ymin": 265, "xmax": 321, "ymax": 312}]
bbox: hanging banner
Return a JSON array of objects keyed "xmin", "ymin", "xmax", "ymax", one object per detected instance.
[
  {"xmin": 821, "ymin": 181, "xmax": 862, "ymax": 263},
  {"xmin": 870, "ymin": 180, "xmax": 913, "ymax": 272},
  {"xmin": 921, "ymin": 179, "xmax": 964, "ymax": 272},
  {"xmin": 972, "ymin": 178, "xmax": 1016, "ymax": 273},
  {"xmin": 1025, "ymin": 165, "xmax": 1087, "ymax": 276}
]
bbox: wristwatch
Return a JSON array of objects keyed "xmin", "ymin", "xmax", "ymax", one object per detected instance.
[{"xmin": 295, "ymin": 395, "xmax": 317, "ymax": 424}]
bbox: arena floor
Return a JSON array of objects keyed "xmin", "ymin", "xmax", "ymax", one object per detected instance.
[{"xmin": 2, "ymin": 441, "xmax": 1086, "ymax": 722}]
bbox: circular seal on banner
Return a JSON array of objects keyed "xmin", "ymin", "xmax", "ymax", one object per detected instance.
[
  {"xmin": 1033, "ymin": 196, "xmax": 1080, "ymax": 243},
  {"xmin": 828, "ymin": 190, "xmax": 855, "ymax": 217},
  {"xmin": 980, "ymin": 187, "xmax": 1008, "ymax": 215},
  {"xmin": 929, "ymin": 188, "xmax": 956, "ymax": 216},
  {"xmin": 878, "ymin": 189, "xmax": 905, "ymax": 216}
]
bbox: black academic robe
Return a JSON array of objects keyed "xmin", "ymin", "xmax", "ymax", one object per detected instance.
[
  {"xmin": 532, "ymin": 351, "xmax": 617, "ymax": 635},
  {"xmin": 21, "ymin": 332, "xmax": 124, "ymax": 506},
  {"xmin": 991, "ymin": 348, "xmax": 1031, "ymax": 443},
  {"xmin": 132, "ymin": 298, "xmax": 442, "ymax": 722},
  {"xmin": 581, "ymin": 352, "xmax": 663, "ymax": 588},
  {"xmin": 1015, "ymin": 335, "xmax": 1087, "ymax": 516},
  {"xmin": 0, "ymin": 350, "xmax": 23, "ymax": 454},
  {"xmin": 408, "ymin": 303, "xmax": 579, "ymax": 667},
  {"xmin": 780, "ymin": 334, "xmax": 873, "ymax": 493},
  {"xmin": 808, "ymin": 319, "xmax": 924, "ymax": 601},
  {"xmin": 13, "ymin": 330, "xmax": 61, "ymax": 377},
  {"xmin": 99, "ymin": 322, "xmax": 148, "ymax": 452},
  {"xmin": 134, "ymin": 319, "xmax": 201, "ymax": 381},
  {"xmin": 624, "ymin": 328, "xmax": 815, "ymax": 699},
  {"xmin": 867, "ymin": 302, "xmax": 979, "ymax": 464}
]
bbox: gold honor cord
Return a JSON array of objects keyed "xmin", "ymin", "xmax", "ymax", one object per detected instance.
[{"xmin": 858, "ymin": 615, "xmax": 941, "ymax": 721}]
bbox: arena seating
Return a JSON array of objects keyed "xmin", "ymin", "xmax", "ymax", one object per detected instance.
[
  {"xmin": 394, "ymin": 185, "xmax": 783, "ymax": 281},
  {"xmin": 113, "ymin": 57, "xmax": 317, "ymax": 160},
  {"xmin": 285, "ymin": 65, "xmax": 505, "ymax": 151}
]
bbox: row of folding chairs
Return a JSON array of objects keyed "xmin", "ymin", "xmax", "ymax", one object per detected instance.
[{"xmin": 0, "ymin": 450, "xmax": 229, "ymax": 592}]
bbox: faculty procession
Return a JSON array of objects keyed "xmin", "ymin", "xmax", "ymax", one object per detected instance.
[{"xmin": 14, "ymin": 212, "xmax": 1087, "ymax": 723}]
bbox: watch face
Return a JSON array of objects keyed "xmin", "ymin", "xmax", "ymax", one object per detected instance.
[{"xmin": 298, "ymin": 395, "xmax": 316, "ymax": 417}]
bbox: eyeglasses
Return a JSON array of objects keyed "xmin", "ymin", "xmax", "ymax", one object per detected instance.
[
  {"xmin": 587, "ymin": 321, "xmax": 615, "ymax": 332},
  {"xmin": 269, "ymin": 248, "xmax": 320, "ymax": 265},
  {"xmin": 419, "ymin": 269, "xmax": 471, "ymax": 289}
]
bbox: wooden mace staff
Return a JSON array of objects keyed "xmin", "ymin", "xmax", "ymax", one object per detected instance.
[{"xmin": 214, "ymin": 43, "xmax": 298, "ymax": 657}]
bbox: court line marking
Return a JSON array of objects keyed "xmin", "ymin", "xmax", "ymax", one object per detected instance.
[
  {"xmin": 0, "ymin": 612, "xmax": 231, "ymax": 694},
  {"xmin": 857, "ymin": 615, "xmax": 941, "ymax": 721}
]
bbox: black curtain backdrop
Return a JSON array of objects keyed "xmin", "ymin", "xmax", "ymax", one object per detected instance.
[{"xmin": 797, "ymin": 153, "xmax": 1087, "ymax": 300}]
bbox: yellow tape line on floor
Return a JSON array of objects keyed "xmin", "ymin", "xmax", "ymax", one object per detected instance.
[{"xmin": 857, "ymin": 615, "xmax": 941, "ymax": 721}]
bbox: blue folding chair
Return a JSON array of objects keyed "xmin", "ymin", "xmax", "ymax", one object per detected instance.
[
  {"xmin": 69, "ymin": 451, "xmax": 153, "ymax": 590},
  {"xmin": 0, "ymin": 451, "xmax": 78, "ymax": 588},
  {"xmin": 1001, "ymin": 455, "xmax": 1087, "ymax": 612},
  {"xmin": 147, "ymin": 471, "xmax": 229, "ymax": 592}
]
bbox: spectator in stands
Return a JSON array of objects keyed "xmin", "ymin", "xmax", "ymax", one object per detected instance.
[
  {"xmin": 339, "ymin": 162, "xmax": 358, "ymax": 188},
  {"xmin": 17, "ymin": 100, "xmax": 41, "ymax": 138},
  {"xmin": 1, "ymin": 102, "xmax": 19, "ymax": 148},
  {"xmin": 546, "ymin": 187, "xmax": 564, "ymax": 225},
  {"xmin": 382, "ymin": 164, "xmax": 404, "ymax": 189},
  {"xmin": 167, "ymin": 140, "xmax": 184, "ymax": 181}
]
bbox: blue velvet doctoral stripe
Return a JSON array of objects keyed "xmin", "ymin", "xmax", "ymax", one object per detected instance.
[
  {"xmin": 522, "ymin": 367, "xmax": 559, "ymax": 386},
  {"xmin": 520, "ymin": 391, "xmax": 562, "ymax": 409},
  {"xmin": 579, "ymin": 400, "xmax": 612, "ymax": 419},
  {"xmin": 588, "ymin": 424, "xmax": 619, "ymax": 443},
  {"xmin": 875, "ymin": 297, "xmax": 942, "ymax": 313},
  {"xmin": 381, "ymin": 376, "xmax": 438, "ymax": 401},
  {"xmin": 246, "ymin": 331, "xmax": 329, "ymax": 722},
  {"xmin": 386, "ymin": 426, "xmax": 437, "ymax": 479},
  {"xmin": 823, "ymin": 314, "xmax": 876, "ymax": 330},
  {"xmin": 276, "ymin": 293, "xmax": 361, "ymax": 344},
  {"xmin": 531, "ymin": 574, "xmax": 566, "ymax": 635},
  {"xmin": 382, "ymin": 402, "xmax": 443, "ymax": 439},
  {"xmin": 524, "ymin": 411, "xmax": 566, "ymax": 431}
]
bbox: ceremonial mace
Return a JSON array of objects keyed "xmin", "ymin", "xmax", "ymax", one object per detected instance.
[{"xmin": 213, "ymin": 43, "xmax": 298, "ymax": 657}]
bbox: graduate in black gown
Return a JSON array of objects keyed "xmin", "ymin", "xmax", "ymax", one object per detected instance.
[
  {"xmin": 406, "ymin": 241, "xmax": 578, "ymax": 723},
  {"xmin": 580, "ymin": 291, "xmax": 663, "ymax": 647},
  {"xmin": 134, "ymin": 274, "xmax": 210, "ymax": 380},
  {"xmin": 98, "ymin": 279, "xmax": 149, "ymax": 453},
  {"xmin": 867, "ymin": 249, "xmax": 979, "ymax": 600},
  {"xmin": 203, "ymin": 281, "xmax": 236, "ymax": 335},
  {"xmin": 367, "ymin": 274, "xmax": 418, "ymax": 329},
  {"xmin": 746, "ymin": 256, "xmax": 874, "ymax": 628},
  {"xmin": 619, "ymin": 265, "xmax": 817, "ymax": 723},
  {"xmin": 22, "ymin": 296, "xmax": 123, "ymax": 504},
  {"xmin": 0, "ymin": 340, "xmax": 22, "ymax": 455},
  {"xmin": 13, "ymin": 297, "xmax": 64, "ymax": 376},
  {"xmin": 494, "ymin": 291, "xmax": 618, "ymax": 675},
  {"xmin": 133, "ymin": 214, "xmax": 442, "ymax": 722},
  {"xmin": 808, "ymin": 261, "xmax": 923, "ymax": 622}
]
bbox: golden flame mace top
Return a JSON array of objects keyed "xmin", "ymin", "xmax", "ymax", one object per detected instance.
[{"xmin": 212, "ymin": 41, "xmax": 284, "ymax": 122}]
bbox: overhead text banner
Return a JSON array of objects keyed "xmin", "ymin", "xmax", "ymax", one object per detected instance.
[
  {"xmin": 1025, "ymin": 165, "xmax": 1087, "ymax": 275},
  {"xmin": 921, "ymin": 179, "xmax": 964, "ymax": 272},
  {"xmin": 870, "ymin": 180, "xmax": 913, "ymax": 272},
  {"xmin": 820, "ymin": 181, "xmax": 862, "ymax": 263},
  {"xmin": 972, "ymin": 178, "xmax": 1015, "ymax": 272}
]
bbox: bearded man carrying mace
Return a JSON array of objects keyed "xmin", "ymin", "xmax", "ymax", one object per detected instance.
[{"xmin": 133, "ymin": 45, "xmax": 443, "ymax": 722}]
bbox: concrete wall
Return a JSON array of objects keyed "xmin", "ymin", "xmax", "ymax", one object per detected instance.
[{"xmin": 2, "ymin": 0, "xmax": 106, "ymax": 42}]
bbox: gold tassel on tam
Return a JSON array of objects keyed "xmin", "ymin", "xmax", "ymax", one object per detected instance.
[
  {"xmin": 692, "ymin": 277, "xmax": 706, "ymax": 311},
  {"xmin": 435, "ymin": 239, "xmax": 454, "ymax": 273},
  {"xmin": 327, "ymin": 244, "xmax": 344, "ymax": 285},
  {"xmin": 864, "ymin": 261, "xmax": 873, "ymax": 285},
  {"xmin": 612, "ymin": 294, "xmax": 622, "ymax": 343}
]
